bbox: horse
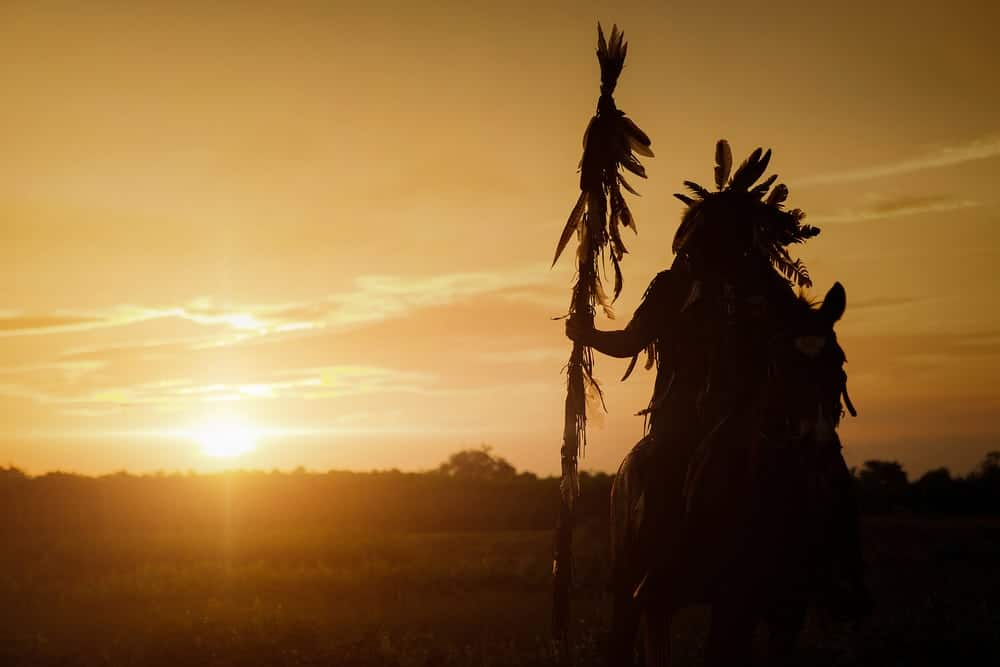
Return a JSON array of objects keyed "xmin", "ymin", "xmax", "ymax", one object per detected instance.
[{"xmin": 607, "ymin": 281, "xmax": 857, "ymax": 666}]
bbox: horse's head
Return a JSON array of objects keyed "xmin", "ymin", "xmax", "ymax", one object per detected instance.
[{"xmin": 765, "ymin": 282, "xmax": 854, "ymax": 451}]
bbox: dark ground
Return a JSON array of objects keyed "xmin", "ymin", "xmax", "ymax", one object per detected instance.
[{"xmin": 2, "ymin": 516, "xmax": 998, "ymax": 666}]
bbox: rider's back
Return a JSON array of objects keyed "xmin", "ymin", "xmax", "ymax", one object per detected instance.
[{"xmin": 637, "ymin": 254, "xmax": 796, "ymax": 438}]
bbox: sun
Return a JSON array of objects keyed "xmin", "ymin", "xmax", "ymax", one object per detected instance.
[{"xmin": 192, "ymin": 414, "xmax": 258, "ymax": 458}]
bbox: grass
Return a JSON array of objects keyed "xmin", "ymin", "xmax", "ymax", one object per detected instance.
[{"xmin": 2, "ymin": 518, "xmax": 999, "ymax": 665}]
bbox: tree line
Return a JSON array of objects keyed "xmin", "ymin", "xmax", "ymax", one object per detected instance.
[
  {"xmin": 1, "ymin": 448, "xmax": 998, "ymax": 537},
  {"xmin": 853, "ymin": 452, "xmax": 1000, "ymax": 514}
]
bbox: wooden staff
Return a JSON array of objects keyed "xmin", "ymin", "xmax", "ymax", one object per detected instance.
[{"xmin": 550, "ymin": 23, "xmax": 653, "ymax": 654}]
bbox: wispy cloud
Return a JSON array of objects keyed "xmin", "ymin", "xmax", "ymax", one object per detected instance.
[
  {"xmin": 0, "ymin": 305, "xmax": 263, "ymax": 338},
  {"xmin": 850, "ymin": 296, "xmax": 926, "ymax": 312},
  {"xmin": 809, "ymin": 195, "xmax": 980, "ymax": 225},
  {"xmin": 955, "ymin": 332, "xmax": 1000, "ymax": 349},
  {"xmin": 0, "ymin": 362, "xmax": 439, "ymax": 415},
  {"xmin": 0, "ymin": 360, "xmax": 106, "ymax": 383},
  {"xmin": 799, "ymin": 135, "xmax": 1000, "ymax": 186},
  {"xmin": 0, "ymin": 266, "xmax": 550, "ymax": 341},
  {"xmin": 322, "ymin": 266, "xmax": 550, "ymax": 329},
  {"xmin": 480, "ymin": 347, "xmax": 568, "ymax": 364},
  {"xmin": 0, "ymin": 266, "xmax": 557, "ymax": 439},
  {"xmin": 0, "ymin": 315, "xmax": 102, "ymax": 332}
]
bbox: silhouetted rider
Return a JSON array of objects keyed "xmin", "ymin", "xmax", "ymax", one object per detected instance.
[{"xmin": 566, "ymin": 141, "xmax": 868, "ymax": 617}]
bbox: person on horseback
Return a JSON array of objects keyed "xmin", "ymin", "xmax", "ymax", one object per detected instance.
[{"xmin": 565, "ymin": 140, "xmax": 868, "ymax": 619}]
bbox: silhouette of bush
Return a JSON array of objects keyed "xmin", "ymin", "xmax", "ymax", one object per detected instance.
[
  {"xmin": 912, "ymin": 468, "xmax": 959, "ymax": 513},
  {"xmin": 849, "ymin": 452, "xmax": 1000, "ymax": 515},
  {"xmin": 855, "ymin": 460, "xmax": 909, "ymax": 513},
  {"xmin": 966, "ymin": 451, "xmax": 1000, "ymax": 513},
  {"xmin": 437, "ymin": 446, "xmax": 517, "ymax": 481}
]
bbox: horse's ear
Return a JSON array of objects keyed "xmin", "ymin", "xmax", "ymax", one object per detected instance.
[{"xmin": 820, "ymin": 282, "xmax": 846, "ymax": 324}]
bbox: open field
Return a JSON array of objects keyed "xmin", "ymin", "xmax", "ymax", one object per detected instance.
[{"xmin": 3, "ymin": 511, "xmax": 999, "ymax": 665}]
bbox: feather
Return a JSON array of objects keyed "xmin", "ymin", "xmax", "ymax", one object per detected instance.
[
  {"xmin": 610, "ymin": 251, "xmax": 624, "ymax": 300},
  {"xmin": 614, "ymin": 130, "xmax": 635, "ymax": 165},
  {"xmin": 620, "ymin": 117, "xmax": 650, "ymax": 147},
  {"xmin": 608, "ymin": 182, "xmax": 623, "ymax": 216},
  {"xmin": 609, "ymin": 24, "xmax": 623, "ymax": 57},
  {"xmin": 729, "ymin": 147, "xmax": 763, "ymax": 189},
  {"xmin": 552, "ymin": 192, "xmax": 586, "ymax": 266},
  {"xmin": 644, "ymin": 343, "xmax": 656, "ymax": 370},
  {"xmin": 595, "ymin": 277, "xmax": 615, "ymax": 318},
  {"xmin": 581, "ymin": 116, "xmax": 596, "ymax": 150},
  {"xmin": 797, "ymin": 224, "xmax": 821, "ymax": 240},
  {"xmin": 793, "ymin": 260, "xmax": 813, "ymax": 288},
  {"xmin": 609, "ymin": 208, "xmax": 628, "ymax": 257},
  {"xmin": 750, "ymin": 174, "xmax": 777, "ymax": 198},
  {"xmin": 594, "ymin": 275, "xmax": 609, "ymax": 305},
  {"xmin": 674, "ymin": 193, "xmax": 695, "ymax": 206},
  {"xmin": 620, "ymin": 353, "xmax": 639, "ymax": 381},
  {"xmin": 714, "ymin": 139, "xmax": 732, "ymax": 190},
  {"xmin": 626, "ymin": 133, "xmax": 655, "ymax": 158},
  {"xmin": 597, "ymin": 23, "xmax": 626, "ymax": 91},
  {"xmin": 672, "ymin": 209, "xmax": 702, "ymax": 253},
  {"xmin": 618, "ymin": 173, "xmax": 641, "ymax": 196},
  {"xmin": 683, "ymin": 180, "xmax": 710, "ymax": 198},
  {"xmin": 730, "ymin": 147, "xmax": 771, "ymax": 191},
  {"xmin": 769, "ymin": 246, "xmax": 813, "ymax": 288},
  {"xmin": 621, "ymin": 154, "xmax": 647, "ymax": 178},
  {"xmin": 586, "ymin": 374, "xmax": 608, "ymax": 412},
  {"xmin": 622, "ymin": 117, "xmax": 653, "ymax": 157},
  {"xmin": 619, "ymin": 200, "xmax": 636, "ymax": 232},
  {"xmin": 766, "ymin": 183, "xmax": 789, "ymax": 207}
]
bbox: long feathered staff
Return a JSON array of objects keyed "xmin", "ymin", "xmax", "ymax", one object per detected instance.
[{"xmin": 551, "ymin": 23, "xmax": 652, "ymax": 650}]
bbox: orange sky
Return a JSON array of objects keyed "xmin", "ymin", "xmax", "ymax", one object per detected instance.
[{"xmin": 2, "ymin": 1, "xmax": 998, "ymax": 476}]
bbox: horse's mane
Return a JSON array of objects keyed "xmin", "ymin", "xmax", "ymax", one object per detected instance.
[
  {"xmin": 780, "ymin": 289, "xmax": 825, "ymax": 327},
  {"xmin": 793, "ymin": 290, "xmax": 821, "ymax": 312}
]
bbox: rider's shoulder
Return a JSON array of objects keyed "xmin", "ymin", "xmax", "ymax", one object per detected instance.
[
  {"xmin": 638, "ymin": 268, "xmax": 691, "ymax": 312},
  {"xmin": 646, "ymin": 268, "xmax": 676, "ymax": 290},
  {"xmin": 645, "ymin": 260, "xmax": 695, "ymax": 295}
]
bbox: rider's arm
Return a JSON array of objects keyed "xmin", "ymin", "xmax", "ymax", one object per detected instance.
[
  {"xmin": 565, "ymin": 318, "xmax": 653, "ymax": 358},
  {"xmin": 563, "ymin": 268, "xmax": 684, "ymax": 358}
]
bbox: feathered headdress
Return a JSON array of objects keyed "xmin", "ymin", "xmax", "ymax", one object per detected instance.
[{"xmin": 672, "ymin": 140, "xmax": 820, "ymax": 287}]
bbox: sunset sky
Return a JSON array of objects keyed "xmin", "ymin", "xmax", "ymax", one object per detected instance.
[{"xmin": 2, "ymin": 1, "xmax": 997, "ymax": 476}]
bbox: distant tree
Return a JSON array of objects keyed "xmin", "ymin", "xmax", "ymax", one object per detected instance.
[
  {"xmin": 972, "ymin": 451, "xmax": 1000, "ymax": 482},
  {"xmin": 915, "ymin": 467, "xmax": 952, "ymax": 490},
  {"xmin": 968, "ymin": 451, "xmax": 1000, "ymax": 513},
  {"xmin": 437, "ymin": 446, "xmax": 517, "ymax": 481},
  {"xmin": 912, "ymin": 467, "xmax": 956, "ymax": 513},
  {"xmin": 856, "ymin": 460, "xmax": 909, "ymax": 513},
  {"xmin": 0, "ymin": 465, "xmax": 28, "ymax": 481},
  {"xmin": 857, "ymin": 459, "xmax": 908, "ymax": 488}
]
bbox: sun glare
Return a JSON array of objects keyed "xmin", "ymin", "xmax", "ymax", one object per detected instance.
[{"xmin": 193, "ymin": 415, "xmax": 258, "ymax": 458}]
